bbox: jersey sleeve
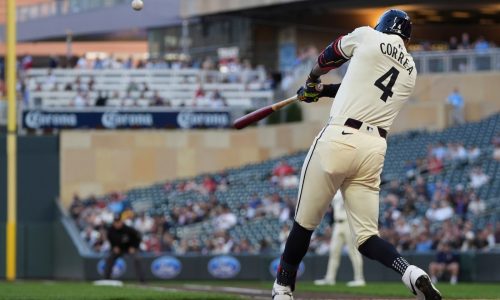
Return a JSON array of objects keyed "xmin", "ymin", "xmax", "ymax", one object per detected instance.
[
  {"xmin": 317, "ymin": 26, "xmax": 370, "ymax": 71},
  {"xmin": 338, "ymin": 26, "xmax": 370, "ymax": 59}
]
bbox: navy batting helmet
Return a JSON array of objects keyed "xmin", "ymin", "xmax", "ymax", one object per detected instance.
[{"xmin": 375, "ymin": 9, "xmax": 412, "ymax": 40}]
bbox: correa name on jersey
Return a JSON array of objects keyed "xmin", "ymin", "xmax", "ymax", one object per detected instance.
[{"xmin": 379, "ymin": 43, "xmax": 414, "ymax": 75}]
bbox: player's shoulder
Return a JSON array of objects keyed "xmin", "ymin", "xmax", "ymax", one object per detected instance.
[{"xmin": 350, "ymin": 26, "xmax": 375, "ymax": 36}]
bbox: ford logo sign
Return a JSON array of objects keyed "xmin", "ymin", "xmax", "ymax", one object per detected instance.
[
  {"xmin": 207, "ymin": 255, "xmax": 241, "ymax": 279},
  {"xmin": 97, "ymin": 258, "xmax": 127, "ymax": 279},
  {"xmin": 151, "ymin": 256, "xmax": 182, "ymax": 279},
  {"xmin": 269, "ymin": 258, "xmax": 305, "ymax": 278}
]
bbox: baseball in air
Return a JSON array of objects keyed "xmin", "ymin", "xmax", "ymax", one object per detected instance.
[{"xmin": 131, "ymin": 0, "xmax": 144, "ymax": 11}]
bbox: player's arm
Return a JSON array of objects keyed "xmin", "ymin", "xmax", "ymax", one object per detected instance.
[{"xmin": 298, "ymin": 27, "xmax": 367, "ymax": 103}]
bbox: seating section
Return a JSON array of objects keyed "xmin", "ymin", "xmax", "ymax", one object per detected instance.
[
  {"xmin": 25, "ymin": 69, "xmax": 273, "ymax": 108},
  {"xmin": 71, "ymin": 113, "xmax": 500, "ymax": 254}
]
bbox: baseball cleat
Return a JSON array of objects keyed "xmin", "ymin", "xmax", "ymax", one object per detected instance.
[
  {"xmin": 403, "ymin": 265, "xmax": 442, "ymax": 300},
  {"xmin": 314, "ymin": 278, "xmax": 336, "ymax": 286},
  {"xmin": 347, "ymin": 280, "xmax": 366, "ymax": 287},
  {"xmin": 272, "ymin": 281, "xmax": 294, "ymax": 300}
]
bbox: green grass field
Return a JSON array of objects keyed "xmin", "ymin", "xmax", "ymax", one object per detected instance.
[
  {"xmin": 1, "ymin": 281, "xmax": 499, "ymax": 299},
  {"xmin": 0, "ymin": 281, "xmax": 241, "ymax": 300}
]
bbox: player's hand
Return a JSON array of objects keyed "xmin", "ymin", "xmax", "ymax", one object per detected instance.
[{"xmin": 297, "ymin": 77, "xmax": 323, "ymax": 103}]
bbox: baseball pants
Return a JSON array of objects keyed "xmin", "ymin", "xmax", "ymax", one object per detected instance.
[
  {"xmin": 324, "ymin": 221, "xmax": 364, "ymax": 282},
  {"xmin": 295, "ymin": 117, "xmax": 387, "ymax": 247}
]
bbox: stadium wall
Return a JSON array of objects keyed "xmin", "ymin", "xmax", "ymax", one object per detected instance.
[
  {"xmin": 57, "ymin": 252, "xmax": 499, "ymax": 282},
  {"xmin": 0, "ymin": 135, "xmax": 59, "ymax": 279},
  {"xmin": 59, "ymin": 123, "xmax": 323, "ymax": 204}
]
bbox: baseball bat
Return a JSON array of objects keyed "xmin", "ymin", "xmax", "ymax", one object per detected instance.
[{"xmin": 233, "ymin": 95, "xmax": 298, "ymax": 129}]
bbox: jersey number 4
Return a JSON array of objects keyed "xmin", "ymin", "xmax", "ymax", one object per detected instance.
[{"xmin": 374, "ymin": 67, "xmax": 400, "ymax": 102}]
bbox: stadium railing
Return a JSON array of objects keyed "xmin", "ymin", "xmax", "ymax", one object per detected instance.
[{"xmin": 412, "ymin": 48, "xmax": 500, "ymax": 74}]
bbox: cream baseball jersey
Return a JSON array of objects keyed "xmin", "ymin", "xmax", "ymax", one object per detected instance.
[{"xmin": 330, "ymin": 26, "xmax": 417, "ymax": 131}]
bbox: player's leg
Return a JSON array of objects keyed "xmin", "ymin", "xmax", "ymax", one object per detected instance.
[
  {"xmin": 342, "ymin": 177, "xmax": 441, "ymax": 300},
  {"xmin": 429, "ymin": 262, "xmax": 445, "ymax": 283},
  {"xmin": 104, "ymin": 249, "xmax": 121, "ymax": 279},
  {"xmin": 274, "ymin": 128, "xmax": 351, "ymax": 298},
  {"xmin": 128, "ymin": 247, "xmax": 145, "ymax": 283},
  {"xmin": 344, "ymin": 223, "xmax": 365, "ymax": 286},
  {"xmin": 315, "ymin": 222, "xmax": 343, "ymax": 285},
  {"xmin": 446, "ymin": 262, "xmax": 459, "ymax": 285}
]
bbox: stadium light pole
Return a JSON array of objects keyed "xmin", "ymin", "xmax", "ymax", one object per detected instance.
[{"xmin": 5, "ymin": 0, "xmax": 17, "ymax": 281}]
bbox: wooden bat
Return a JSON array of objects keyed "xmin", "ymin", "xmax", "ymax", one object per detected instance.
[{"xmin": 233, "ymin": 95, "xmax": 298, "ymax": 130}]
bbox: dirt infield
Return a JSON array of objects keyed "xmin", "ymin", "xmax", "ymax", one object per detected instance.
[{"xmin": 153, "ymin": 283, "xmax": 411, "ymax": 300}]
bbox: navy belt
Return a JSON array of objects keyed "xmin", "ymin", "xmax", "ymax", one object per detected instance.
[{"xmin": 344, "ymin": 118, "xmax": 387, "ymax": 139}]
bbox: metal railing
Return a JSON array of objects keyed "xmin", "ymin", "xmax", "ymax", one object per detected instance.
[
  {"xmin": 412, "ymin": 48, "xmax": 500, "ymax": 74},
  {"xmin": 17, "ymin": 0, "xmax": 128, "ymax": 22}
]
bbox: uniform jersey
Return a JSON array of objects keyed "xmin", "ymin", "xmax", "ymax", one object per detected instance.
[{"xmin": 330, "ymin": 26, "xmax": 417, "ymax": 131}]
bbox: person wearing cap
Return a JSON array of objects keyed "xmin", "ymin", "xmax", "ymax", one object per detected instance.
[{"xmin": 104, "ymin": 215, "xmax": 145, "ymax": 282}]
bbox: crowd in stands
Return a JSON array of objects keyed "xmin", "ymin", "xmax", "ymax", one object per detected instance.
[
  {"xmin": 413, "ymin": 32, "xmax": 495, "ymax": 52},
  {"xmin": 11, "ymin": 54, "xmax": 275, "ymax": 108},
  {"xmin": 69, "ymin": 128, "xmax": 500, "ymax": 256}
]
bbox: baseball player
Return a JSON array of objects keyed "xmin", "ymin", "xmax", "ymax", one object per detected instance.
[
  {"xmin": 272, "ymin": 9, "xmax": 442, "ymax": 300},
  {"xmin": 314, "ymin": 191, "xmax": 365, "ymax": 287}
]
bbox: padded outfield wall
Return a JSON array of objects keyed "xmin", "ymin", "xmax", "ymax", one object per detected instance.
[{"xmin": 0, "ymin": 135, "xmax": 59, "ymax": 279}]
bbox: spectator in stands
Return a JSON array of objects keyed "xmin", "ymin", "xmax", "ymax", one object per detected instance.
[
  {"xmin": 427, "ymin": 154, "xmax": 443, "ymax": 174},
  {"xmin": 474, "ymin": 36, "xmax": 490, "ymax": 54},
  {"xmin": 21, "ymin": 55, "xmax": 33, "ymax": 71},
  {"xmin": 446, "ymin": 88, "xmax": 465, "ymax": 125},
  {"xmin": 467, "ymin": 193, "xmax": 486, "ymax": 216},
  {"xmin": 430, "ymin": 142, "xmax": 448, "ymax": 161},
  {"xmin": 202, "ymin": 175, "xmax": 218, "ymax": 194},
  {"xmin": 76, "ymin": 56, "xmax": 88, "ymax": 69},
  {"xmin": 122, "ymin": 91, "xmax": 136, "ymax": 106},
  {"xmin": 466, "ymin": 145, "xmax": 481, "ymax": 163},
  {"xmin": 469, "ymin": 167, "xmax": 489, "ymax": 189},
  {"xmin": 272, "ymin": 160, "xmax": 295, "ymax": 177},
  {"xmin": 415, "ymin": 232, "xmax": 433, "ymax": 253},
  {"xmin": 495, "ymin": 222, "xmax": 500, "ymax": 244},
  {"xmin": 473, "ymin": 228, "xmax": 495, "ymax": 251},
  {"xmin": 259, "ymin": 239, "xmax": 274, "ymax": 254},
  {"xmin": 151, "ymin": 91, "xmax": 169, "ymax": 106},
  {"xmin": 459, "ymin": 32, "xmax": 471, "ymax": 50},
  {"xmin": 448, "ymin": 36, "xmax": 458, "ymax": 50},
  {"xmin": 213, "ymin": 204, "xmax": 237, "ymax": 231},
  {"xmin": 449, "ymin": 142, "xmax": 467, "ymax": 163},
  {"xmin": 426, "ymin": 201, "xmax": 454, "ymax": 222},
  {"xmin": 127, "ymin": 81, "xmax": 140, "ymax": 93},
  {"xmin": 134, "ymin": 213, "xmax": 154, "ymax": 235},
  {"xmin": 429, "ymin": 242, "xmax": 459, "ymax": 285},
  {"xmin": 95, "ymin": 91, "xmax": 108, "ymax": 106},
  {"xmin": 209, "ymin": 90, "xmax": 227, "ymax": 108},
  {"xmin": 279, "ymin": 223, "xmax": 291, "ymax": 252},
  {"xmin": 493, "ymin": 133, "xmax": 500, "ymax": 161},
  {"xmin": 73, "ymin": 91, "xmax": 88, "ymax": 107}
]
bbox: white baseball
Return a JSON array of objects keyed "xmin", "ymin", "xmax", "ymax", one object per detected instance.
[{"xmin": 131, "ymin": 0, "xmax": 144, "ymax": 11}]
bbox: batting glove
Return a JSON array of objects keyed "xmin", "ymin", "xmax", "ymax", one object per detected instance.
[{"xmin": 297, "ymin": 77, "xmax": 323, "ymax": 103}]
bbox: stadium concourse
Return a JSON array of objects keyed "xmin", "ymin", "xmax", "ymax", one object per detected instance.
[{"xmin": 70, "ymin": 114, "xmax": 500, "ymax": 258}]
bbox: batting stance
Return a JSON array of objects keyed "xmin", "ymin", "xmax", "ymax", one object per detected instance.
[
  {"xmin": 314, "ymin": 191, "xmax": 365, "ymax": 287},
  {"xmin": 272, "ymin": 9, "xmax": 442, "ymax": 300}
]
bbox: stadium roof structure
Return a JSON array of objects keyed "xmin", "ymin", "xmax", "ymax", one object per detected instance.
[{"xmin": 0, "ymin": 0, "xmax": 181, "ymax": 42}]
